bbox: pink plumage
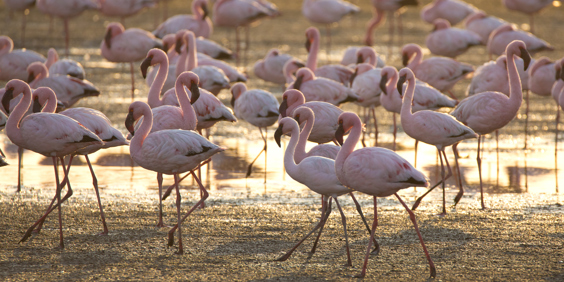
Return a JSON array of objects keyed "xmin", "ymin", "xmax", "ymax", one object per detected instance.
[
  {"xmin": 421, "ymin": 0, "xmax": 478, "ymax": 26},
  {"xmin": 487, "ymin": 24, "xmax": 553, "ymax": 57},
  {"xmin": 0, "ymin": 36, "xmax": 45, "ymax": 81},
  {"xmin": 254, "ymin": 49, "xmax": 301, "ymax": 85},
  {"xmin": 425, "ymin": 18, "xmax": 481, "ymax": 58},
  {"xmin": 153, "ymin": 0, "xmax": 212, "ymax": 39},
  {"xmin": 302, "ymin": 0, "xmax": 360, "ymax": 24},
  {"xmin": 305, "ymin": 27, "xmax": 354, "ymax": 85},
  {"xmin": 287, "ymin": 67, "xmax": 359, "ymax": 106},
  {"xmin": 528, "ymin": 57, "xmax": 555, "ymax": 96},
  {"xmin": 464, "ymin": 11, "xmax": 507, "ymax": 44}
]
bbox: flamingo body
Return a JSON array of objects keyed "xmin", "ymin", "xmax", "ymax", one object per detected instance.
[
  {"xmin": 101, "ymin": 22, "xmax": 163, "ymax": 63},
  {"xmin": 487, "ymin": 24, "xmax": 553, "ymax": 57},
  {"xmin": 420, "ymin": 0, "xmax": 478, "ymax": 26},
  {"xmin": 231, "ymin": 83, "xmax": 279, "ymax": 128},
  {"xmin": 254, "ymin": 49, "xmax": 299, "ymax": 85},
  {"xmin": 302, "ymin": 0, "xmax": 360, "ymax": 24},
  {"xmin": 464, "ymin": 11, "xmax": 507, "ymax": 44},
  {"xmin": 98, "ymin": 0, "xmax": 155, "ymax": 18},
  {"xmin": 0, "ymin": 36, "xmax": 45, "ymax": 81},
  {"xmin": 425, "ymin": 18, "xmax": 481, "ymax": 58},
  {"xmin": 45, "ymin": 48, "xmax": 85, "ymax": 79},
  {"xmin": 153, "ymin": 0, "xmax": 212, "ymax": 38},
  {"xmin": 288, "ymin": 67, "xmax": 359, "ymax": 106},
  {"xmin": 528, "ymin": 57, "xmax": 555, "ymax": 96}
]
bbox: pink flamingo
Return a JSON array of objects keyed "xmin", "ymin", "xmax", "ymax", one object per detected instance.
[
  {"xmin": 528, "ymin": 57, "xmax": 555, "ymax": 96},
  {"xmin": 421, "ymin": 0, "xmax": 478, "ymax": 26},
  {"xmin": 0, "ymin": 36, "xmax": 45, "ymax": 82},
  {"xmin": 349, "ymin": 63, "xmax": 382, "ymax": 146},
  {"xmin": 98, "ymin": 0, "xmax": 155, "ymax": 25},
  {"xmin": 402, "ymin": 43, "xmax": 474, "ymax": 98},
  {"xmin": 126, "ymin": 100, "xmax": 224, "ymax": 254},
  {"xmin": 288, "ymin": 67, "xmax": 359, "ymax": 106},
  {"xmin": 340, "ymin": 46, "xmax": 385, "ymax": 68},
  {"xmin": 425, "ymin": 18, "xmax": 481, "ymax": 58},
  {"xmin": 230, "ymin": 82, "xmax": 279, "ymax": 182},
  {"xmin": 279, "ymin": 89, "xmax": 344, "ymax": 144},
  {"xmin": 3, "ymin": 0, "xmax": 35, "ymax": 46},
  {"xmin": 254, "ymin": 49, "xmax": 301, "ymax": 85},
  {"xmin": 153, "ymin": 0, "xmax": 212, "ymax": 39},
  {"xmin": 27, "ymin": 62, "xmax": 99, "ymax": 108},
  {"xmin": 451, "ymin": 40, "xmax": 531, "ymax": 209},
  {"xmin": 379, "ymin": 66, "xmax": 457, "ymax": 152},
  {"xmin": 101, "ymin": 22, "xmax": 163, "ymax": 100},
  {"xmin": 334, "ymin": 111, "xmax": 435, "ymax": 278},
  {"xmin": 0, "ymin": 110, "xmax": 6, "ymax": 167},
  {"xmin": 302, "ymin": 0, "xmax": 359, "ymax": 53},
  {"xmin": 282, "ymin": 59, "xmax": 306, "ymax": 85},
  {"xmin": 3, "ymin": 80, "xmax": 102, "ymax": 248},
  {"xmin": 467, "ymin": 54, "xmax": 530, "ymax": 96},
  {"xmin": 196, "ymin": 36, "xmax": 233, "ymax": 59},
  {"xmin": 487, "ymin": 24, "xmax": 553, "ymax": 58},
  {"xmin": 36, "ymin": 0, "xmax": 100, "ymax": 57},
  {"xmin": 305, "ymin": 27, "xmax": 354, "ymax": 85},
  {"xmin": 45, "ymin": 48, "xmax": 85, "ymax": 79},
  {"xmin": 364, "ymin": 0, "xmax": 419, "ymax": 48},
  {"xmin": 464, "ymin": 11, "xmax": 507, "ymax": 45},
  {"xmin": 397, "ymin": 67, "xmax": 477, "ymax": 214},
  {"xmin": 502, "ymin": 0, "xmax": 553, "ymax": 34}
]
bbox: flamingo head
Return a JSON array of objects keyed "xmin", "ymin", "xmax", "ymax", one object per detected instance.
[
  {"xmin": 201, "ymin": 1, "xmax": 209, "ymax": 19},
  {"xmin": 125, "ymin": 102, "xmax": 147, "ymax": 137},
  {"xmin": 140, "ymin": 54, "xmax": 154, "ymax": 79},
  {"xmin": 380, "ymin": 72, "xmax": 389, "ymax": 95},
  {"xmin": 175, "ymin": 30, "xmax": 188, "ymax": 54},
  {"xmin": 274, "ymin": 117, "xmax": 298, "ymax": 148},
  {"xmin": 230, "ymin": 82, "xmax": 247, "ymax": 107},
  {"xmin": 292, "ymin": 107, "xmax": 314, "ymax": 127},
  {"xmin": 1, "ymin": 84, "xmax": 15, "ymax": 114}
]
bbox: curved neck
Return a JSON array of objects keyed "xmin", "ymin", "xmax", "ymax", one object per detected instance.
[
  {"xmin": 6, "ymin": 86, "xmax": 32, "ymax": 145},
  {"xmin": 306, "ymin": 33, "xmax": 320, "ymax": 71},
  {"xmin": 175, "ymin": 80, "xmax": 196, "ymax": 123},
  {"xmin": 192, "ymin": 0, "xmax": 203, "ymax": 20},
  {"xmin": 335, "ymin": 117, "xmax": 361, "ymax": 174},
  {"xmin": 176, "ymin": 45, "xmax": 188, "ymax": 76},
  {"xmin": 187, "ymin": 34, "xmax": 198, "ymax": 71},
  {"xmin": 364, "ymin": 8, "xmax": 384, "ymax": 46},
  {"xmin": 407, "ymin": 49, "xmax": 423, "ymax": 69},
  {"xmin": 284, "ymin": 124, "xmax": 301, "ymax": 177},
  {"xmin": 400, "ymin": 75, "xmax": 416, "ymax": 121},
  {"xmin": 284, "ymin": 65, "xmax": 297, "ymax": 84},
  {"xmin": 386, "ymin": 73, "xmax": 399, "ymax": 99},
  {"xmin": 45, "ymin": 49, "xmax": 59, "ymax": 69},
  {"xmin": 148, "ymin": 57, "xmax": 169, "ymax": 107},
  {"xmin": 506, "ymin": 51, "xmax": 523, "ymax": 107},
  {"xmin": 286, "ymin": 95, "xmax": 305, "ymax": 116},
  {"xmin": 294, "ymin": 116, "xmax": 314, "ymax": 163},
  {"xmin": 0, "ymin": 39, "xmax": 13, "ymax": 56},
  {"xmin": 130, "ymin": 106, "xmax": 153, "ymax": 154},
  {"xmin": 29, "ymin": 66, "xmax": 48, "ymax": 89},
  {"xmin": 40, "ymin": 92, "xmax": 58, "ymax": 113}
]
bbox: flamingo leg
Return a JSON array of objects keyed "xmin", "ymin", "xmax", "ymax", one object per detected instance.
[
  {"xmin": 361, "ymin": 107, "xmax": 369, "ymax": 147},
  {"xmin": 477, "ymin": 135, "xmax": 486, "ymax": 209},
  {"xmin": 411, "ymin": 148, "xmax": 453, "ymax": 211},
  {"xmin": 309, "ymin": 197, "xmax": 332, "ymax": 255},
  {"xmin": 264, "ymin": 127, "xmax": 268, "ymax": 183},
  {"xmin": 168, "ymin": 171, "xmax": 209, "ymax": 250},
  {"xmin": 387, "ymin": 12, "xmax": 394, "ymax": 58},
  {"xmin": 156, "ymin": 172, "xmax": 166, "ymax": 227},
  {"xmin": 556, "ymin": 107, "xmax": 559, "ymax": 193},
  {"xmin": 349, "ymin": 192, "xmax": 379, "ymax": 254},
  {"xmin": 395, "ymin": 193, "xmax": 436, "ymax": 279},
  {"xmin": 54, "ymin": 157, "xmax": 64, "ymax": 248},
  {"xmin": 496, "ymin": 130, "xmax": 500, "ymax": 189},
  {"xmin": 0, "ymin": 148, "xmax": 5, "ymax": 158},
  {"xmin": 392, "ymin": 112, "xmax": 397, "ymax": 151},
  {"xmin": 334, "ymin": 198, "xmax": 352, "ymax": 266},
  {"xmin": 276, "ymin": 197, "xmax": 331, "ymax": 262},
  {"xmin": 325, "ymin": 25, "xmax": 331, "ymax": 63},
  {"xmin": 245, "ymin": 127, "xmax": 267, "ymax": 179},
  {"xmin": 524, "ymin": 89, "xmax": 529, "ymax": 149},
  {"xmin": 173, "ymin": 173, "xmax": 184, "ymax": 254},
  {"xmin": 372, "ymin": 108, "xmax": 378, "ymax": 147},
  {"xmin": 438, "ymin": 149, "xmax": 448, "ymax": 216},
  {"xmin": 414, "ymin": 139, "xmax": 419, "ymax": 168},
  {"xmin": 356, "ymin": 196, "xmax": 378, "ymax": 278},
  {"xmin": 17, "ymin": 146, "xmax": 23, "ymax": 192},
  {"xmin": 85, "ymin": 155, "xmax": 108, "ymax": 235},
  {"xmin": 452, "ymin": 143, "xmax": 465, "ymax": 206},
  {"xmin": 162, "ymin": 159, "xmax": 212, "ymax": 200},
  {"xmin": 130, "ymin": 62, "xmax": 135, "ymax": 101}
]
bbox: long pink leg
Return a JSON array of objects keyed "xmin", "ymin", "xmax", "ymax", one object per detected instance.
[
  {"xmin": 54, "ymin": 157, "xmax": 64, "ymax": 248},
  {"xmin": 246, "ymin": 127, "xmax": 267, "ymax": 179},
  {"xmin": 173, "ymin": 173, "xmax": 184, "ymax": 254},
  {"xmin": 452, "ymin": 143, "xmax": 465, "ymax": 206},
  {"xmin": 524, "ymin": 90, "xmax": 529, "ymax": 149},
  {"xmin": 309, "ymin": 197, "xmax": 332, "ymax": 254},
  {"xmin": 85, "ymin": 155, "xmax": 108, "ymax": 235},
  {"xmin": 438, "ymin": 149, "xmax": 448, "ymax": 216},
  {"xmin": 162, "ymin": 159, "xmax": 212, "ymax": 200},
  {"xmin": 392, "ymin": 112, "xmax": 397, "ymax": 151},
  {"xmin": 156, "ymin": 172, "xmax": 165, "ymax": 227},
  {"xmin": 412, "ymin": 148, "xmax": 453, "ymax": 211},
  {"xmin": 496, "ymin": 130, "xmax": 500, "ymax": 189},
  {"xmin": 396, "ymin": 194, "xmax": 436, "ymax": 278},
  {"xmin": 349, "ymin": 192, "xmax": 380, "ymax": 254},
  {"xmin": 556, "ymin": 107, "xmax": 559, "ymax": 193},
  {"xmin": 372, "ymin": 108, "xmax": 378, "ymax": 147},
  {"xmin": 477, "ymin": 135, "xmax": 486, "ymax": 209},
  {"xmin": 357, "ymin": 196, "xmax": 378, "ymax": 278},
  {"xmin": 276, "ymin": 197, "xmax": 331, "ymax": 261},
  {"xmin": 168, "ymin": 171, "xmax": 209, "ymax": 250},
  {"xmin": 334, "ymin": 198, "xmax": 352, "ymax": 266},
  {"xmin": 17, "ymin": 146, "xmax": 23, "ymax": 192}
]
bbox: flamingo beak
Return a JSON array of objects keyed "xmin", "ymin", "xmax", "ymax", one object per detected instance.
[
  {"xmin": 163, "ymin": 41, "xmax": 169, "ymax": 53},
  {"xmin": 519, "ymin": 46, "xmax": 531, "ymax": 71},
  {"xmin": 293, "ymin": 75, "xmax": 303, "ymax": 90},
  {"xmin": 402, "ymin": 53, "xmax": 409, "ymax": 67},
  {"xmin": 175, "ymin": 37, "xmax": 183, "ymax": 54},
  {"xmin": 56, "ymin": 101, "xmax": 67, "ymax": 113},
  {"xmin": 2, "ymin": 87, "xmax": 14, "ymax": 114},
  {"xmin": 335, "ymin": 123, "xmax": 345, "ymax": 146},
  {"xmin": 349, "ymin": 68, "xmax": 358, "ymax": 86},
  {"xmin": 294, "ymin": 61, "xmax": 305, "ymax": 68},
  {"xmin": 140, "ymin": 55, "xmax": 153, "ymax": 79},
  {"xmin": 27, "ymin": 71, "xmax": 35, "ymax": 84},
  {"xmin": 104, "ymin": 27, "xmax": 112, "ymax": 49},
  {"xmin": 278, "ymin": 98, "xmax": 288, "ymax": 117},
  {"xmin": 32, "ymin": 95, "xmax": 42, "ymax": 113},
  {"xmin": 201, "ymin": 3, "xmax": 209, "ymax": 19},
  {"xmin": 190, "ymin": 81, "xmax": 200, "ymax": 104},
  {"xmin": 293, "ymin": 114, "xmax": 300, "ymax": 124},
  {"xmin": 379, "ymin": 73, "xmax": 388, "ymax": 95},
  {"xmin": 356, "ymin": 54, "xmax": 364, "ymax": 64},
  {"xmin": 230, "ymin": 90, "xmax": 236, "ymax": 107},
  {"xmin": 305, "ymin": 37, "xmax": 311, "ymax": 53},
  {"xmin": 397, "ymin": 75, "xmax": 407, "ymax": 95},
  {"xmin": 125, "ymin": 110, "xmax": 136, "ymax": 136},
  {"xmin": 274, "ymin": 125, "xmax": 283, "ymax": 147}
]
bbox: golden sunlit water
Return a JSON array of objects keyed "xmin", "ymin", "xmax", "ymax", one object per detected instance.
[{"xmin": 1, "ymin": 0, "xmax": 563, "ymax": 209}]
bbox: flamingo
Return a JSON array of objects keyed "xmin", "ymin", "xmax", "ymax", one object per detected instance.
[
  {"xmin": 487, "ymin": 24, "xmax": 553, "ymax": 58},
  {"xmin": 401, "ymin": 43, "xmax": 474, "ymax": 99},
  {"xmin": 0, "ymin": 110, "xmax": 6, "ymax": 167},
  {"xmin": 379, "ymin": 66, "xmax": 457, "ymax": 152},
  {"xmin": 230, "ymin": 82, "xmax": 279, "ymax": 182},
  {"xmin": 100, "ymin": 22, "xmax": 163, "ymax": 100},
  {"xmin": 302, "ymin": 0, "xmax": 359, "ymax": 53},
  {"xmin": 364, "ymin": 0, "xmax": 419, "ymax": 48},
  {"xmin": 3, "ymin": 0, "xmax": 35, "ymax": 46},
  {"xmin": 451, "ymin": 40, "xmax": 531, "ymax": 209},
  {"xmin": 282, "ymin": 59, "xmax": 306, "ymax": 85},
  {"xmin": 425, "ymin": 18, "xmax": 481, "ymax": 58},
  {"xmin": 288, "ymin": 67, "xmax": 359, "ymax": 106},
  {"xmin": 305, "ymin": 27, "xmax": 354, "ymax": 85},
  {"xmin": 126, "ymin": 101, "xmax": 224, "ymax": 254},
  {"xmin": 0, "ymin": 36, "xmax": 45, "ymax": 82},
  {"xmin": 3, "ymin": 80, "xmax": 102, "ymax": 248},
  {"xmin": 36, "ymin": 0, "xmax": 100, "ymax": 57},
  {"xmin": 279, "ymin": 89, "xmax": 344, "ymax": 144},
  {"xmin": 44, "ymin": 48, "xmax": 85, "ymax": 79},
  {"xmin": 528, "ymin": 57, "xmax": 556, "ymax": 96},
  {"xmin": 421, "ymin": 0, "xmax": 478, "ymax": 26},
  {"xmin": 195, "ymin": 36, "xmax": 233, "ymax": 59},
  {"xmin": 397, "ymin": 67, "xmax": 477, "ymax": 214},
  {"xmin": 334, "ymin": 111, "xmax": 435, "ymax": 279},
  {"xmin": 153, "ymin": 0, "xmax": 212, "ymax": 39},
  {"xmin": 98, "ymin": 0, "xmax": 155, "ymax": 24},
  {"xmin": 464, "ymin": 11, "xmax": 507, "ymax": 45},
  {"xmin": 340, "ymin": 46, "xmax": 385, "ymax": 68},
  {"xmin": 502, "ymin": 0, "xmax": 553, "ymax": 34},
  {"xmin": 552, "ymin": 59, "xmax": 564, "ymax": 171},
  {"xmin": 254, "ymin": 49, "xmax": 301, "ymax": 85},
  {"xmin": 27, "ymin": 62, "xmax": 100, "ymax": 108}
]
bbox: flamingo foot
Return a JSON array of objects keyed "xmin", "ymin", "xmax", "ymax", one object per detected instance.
[
  {"xmin": 437, "ymin": 212, "xmax": 446, "ymax": 217},
  {"xmin": 453, "ymin": 191, "xmax": 464, "ymax": 207},
  {"xmin": 97, "ymin": 231, "xmax": 109, "ymax": 236}
]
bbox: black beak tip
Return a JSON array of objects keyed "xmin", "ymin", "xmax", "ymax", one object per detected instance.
[{"xmin": 274, "ymin": 126, "xmax": 283, "ymax": 148}]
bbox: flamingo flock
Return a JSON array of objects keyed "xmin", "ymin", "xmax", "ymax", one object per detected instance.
[{"xmin": 1, "ymin": 0, "xmax": 563, "ymax": 279}]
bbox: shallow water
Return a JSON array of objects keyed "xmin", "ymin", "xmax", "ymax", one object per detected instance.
[{"xmin": 1, "ymin": 0, "xmax": 563, "ymax": 205}]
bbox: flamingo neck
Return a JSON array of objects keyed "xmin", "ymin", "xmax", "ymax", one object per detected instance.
[
  {"xmin": 29, "ymin": 67, "xmax": 48, "ymax": 89},
  {"xmin": 400, "ymin": 75, "xmax": 416, "ymax": 121},
  {"xmin": 45, "ymin": 49, "xmax": 59, "ymax": 69},
  {"xmin": 148, "ymin": 57, "xmax": 169, "ymax": 108},
  {"xmin": 176, "ymin": 46, "xmax": 188, "ymax": 76},
  {"xmin": 41, "ymin": 93, "xmax": 58, "ymax": 113},
  {"xmin": 131, "ymin": 106, "xmax": 153, "ymax": 154},
  {"xmin": 286, "ymin": 96, "xmax": 305, "ymax": 116},
  {"xmin": 5, "ymin": 85, "xmax": 32, "ymax": 145},
  {"xmin": 507, "ymin": 50, "xmax": 523, "ymax": 108},
  {"xmin": 284, "ymin": 65, "xmax": 296, "ymax": 84},
  {"xmin": 187, "ymin": 34, "xmax": 198, "ymax": 71},
  {"xmin": 192, "ymin": 0, "xmax": 203, "ymax": 20},
  {"xmin": 386, "ymin": 72, "xmax": 399, "ymax": 101},
  {"xmin": 284, "ymin": 124, "xmax": 301, "ymax": 177},
  {"xmin": 294, "ymin": 116, "xmax": 314, "ymax": 163},
  {"xmin": 175, "ymin": 80, "xmax": 196, "ymax": 125},
  {"xmin": 364, "ymin": 8, "xmax": 384, "ymax": 46},
  {"xmin": 335, "ymin": 117, "xmax": 361, "ymax": 176},
  {"xmin": 407, "ymin": 49, "xmax": 423, "ymax": 69},
  {"xmin": 0, "ymin": 38, "xmax": 13, "ymax": 56},
  {"xmin": 306, "ymin": 33, "xmax": 320, "ymax": 71}
]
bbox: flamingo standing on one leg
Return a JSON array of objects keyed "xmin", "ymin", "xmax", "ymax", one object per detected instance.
[
  {"xmin": 100, "ymin": 22, "xmax": 163, "ymax": 100},
  {"xmin": 126, "ymin": 101, "xmax": 224, "ymax": 254},
  {"xmin": 36, "ymin": 0, "xmax": 100, "ymax": 58},
  {"xmin": 451, "ymin": 40, "xmax": 531, "ymax": 210},
  {"xmin": 44, "ymin": 48, "xmax": 85, "ymax": 79},
  {"xmin": 230, "ymin": 82, "xmax": 279, "ymax": 182},
  {"xmin": 349, "ymin": 63, "xmax": 382, "ymax": 146},
  {"xmin": 334, "ymin": 111, "xmax": 435, "ymax": 278},
  {"xmin": 3, "ymin": 80, "xmax": 102, "ymax": 248},
  {"xmin": 396, "ymin": 67, "xmax": 477, "ymax": 214}
]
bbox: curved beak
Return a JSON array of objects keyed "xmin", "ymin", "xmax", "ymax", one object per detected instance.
[
  {"xmin": 27, "ymin": 71, "xmax": 35, "ymax": 84},
  {"xmin": 32, "ymin": 95, "xmax": 42, "ymax": 113},
  {"xmin": 104, "ymin": 28, "xmax": 112, "ymax": 49},
  {"xmin": 230, "ymin": 90, "xmax": 236, "ymax": 107},
  {"xmin": 293, "ymin": 75, "xmax": 303, "ymax": 90},
  {"xmin": 305, "ymin": 37, "xmax": 311, "ymax": 53},
  {"xmin": 519, "ymin": 46, "xmax": 531, "ymax": 71},
  {"xmin": 294, "ymin": 61, "xmax": 305, "ymax": 68},
  {"xmin": 402, "ymin": 53, "xmax": 409, "ymax": 67},
  {"xmin": 190, "ymin": 81, "xmax": 200, "ymax": 104},
  {"xmin": 397, "ymin": 75, "xmax": 407, "ymax": 95},
  {"xmin": 379, "ymin": 73, "xmax": 388, "ymax": 95},
  {"xmin": 140, "ymin": 55, "xmax": 152, "ymax": 79},
  {"xmin": 278, "ymin": 98, "xmax": 288, "ymax": 117},
  {"xmin": 335, "ymin": 123, "xmax": 345, "ymax": 146},
  {"xmin": 274, "ymin": 125, "xmax": 283, "ymax": 147},
  {"xmin": 201, "ymin": 3, "xmax": 209, "ymax": 19},
  {"xmin": 349, "ymin": 68, "xmax": 358, "ymax": 86},
  {"xmin": 175, "ymin": 37, "xmax": 183, "ymax": 54},
  {"xmin": 356, "ymin": 54, "xmax": 364, "ymax": 64},
  {"xmin": 125, "ymin": 110, "xmax": 136, "ymax": 136},
  {"xmin": 2, "ymin": 87, "xmax": 14, "ymax": 115}
]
